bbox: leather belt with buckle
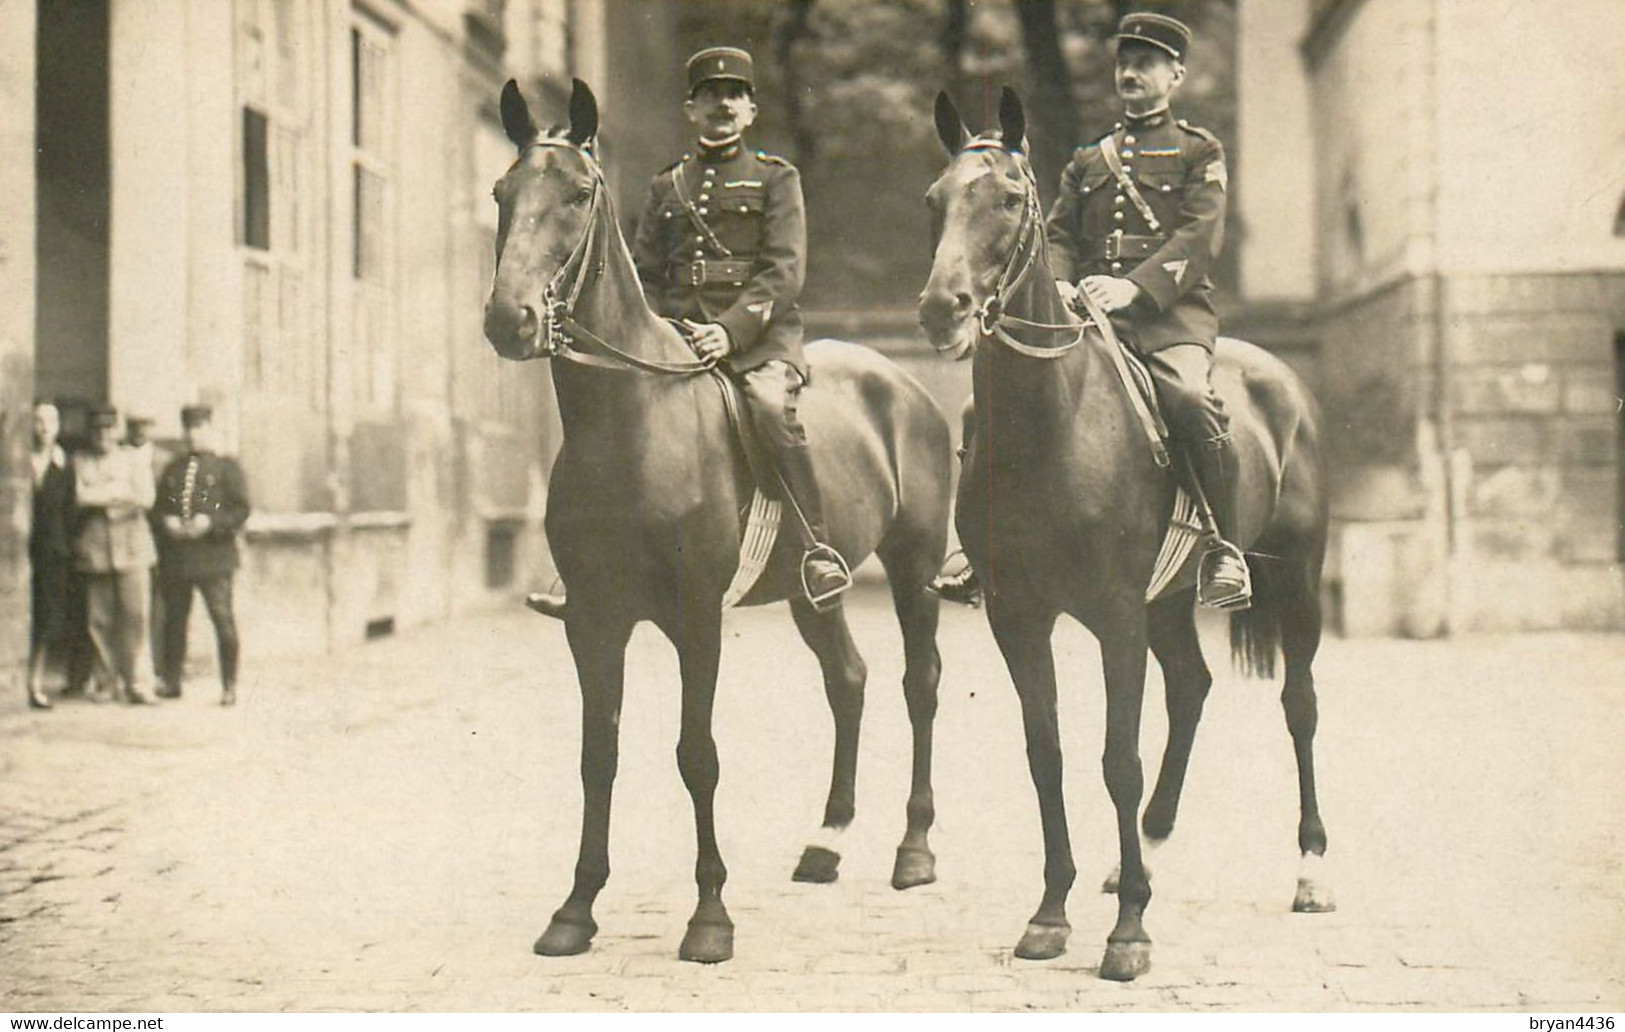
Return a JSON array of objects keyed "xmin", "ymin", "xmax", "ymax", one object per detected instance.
[
  {"xmin": 675, "ymin": 258, "xmax": 753, "ymax": 287},
  {"xmin": 1086, "ymin": 232, "xmax": 1164, "ymax": 260}
]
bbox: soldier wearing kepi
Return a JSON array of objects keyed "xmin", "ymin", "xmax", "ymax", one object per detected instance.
[
  {"xmin": 526, "ymin": 45, "xmax": 851, "ymax": 617},
  {"xmin": 153, "ymin": 405, "xmax": 251, "ymax": 706},
  {"xmin": 933, "ymin": 11, "xmax": 1251, "ymax": 611}
]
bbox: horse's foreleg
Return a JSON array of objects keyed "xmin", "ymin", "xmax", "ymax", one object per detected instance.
[
  {"xmin": 788, "ymin": 598, "xmax": 867, "ymax": 885},
  {"xmin": 669, "ymin": 609, "xmax": 734, "ymax": 963},
  {"xmin": 1142, "ymin": 592, "xmax": 1213, "ymax": 842},
  {"xmin": 1280, "ymin": 565, "xmax": 1334, "ymax": 913},
  {"xmin": 888, "ymin": 574, "xmax": 941, "ymax": 889},
  {"xmin": 1099, "ymin": 617, "xmax": 1154, "ymax": 982},
  {"xmin": 534, "ymin": 614, "xmax": 635, "ymax": 957},
  {"xmin": 989, "ymin": 605, "xmax": 1073, "ymax": 961}
]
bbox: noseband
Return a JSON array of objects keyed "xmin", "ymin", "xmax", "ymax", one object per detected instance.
[
  {"xmin": 517, "ymin": 140, "xmax": 717, "ymax": 377},
  {"xmin": 954, "ymin": 140, "xmax": 1088, "ymax": 360}
]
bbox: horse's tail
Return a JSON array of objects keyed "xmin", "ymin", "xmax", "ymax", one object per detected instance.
[{"xmin": 1228, "ymin": 556, "xmax": 1283, "ymax": 680}]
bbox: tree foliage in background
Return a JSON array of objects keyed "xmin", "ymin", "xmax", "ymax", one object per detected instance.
[{"xmin": 673, "ymin": 0, "xmax": 1235, "ymax": 308}]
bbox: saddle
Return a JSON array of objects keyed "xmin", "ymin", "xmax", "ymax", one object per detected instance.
[{"xmin": 701, "ymin": 356, "xmax": 787, "ymax": 609}]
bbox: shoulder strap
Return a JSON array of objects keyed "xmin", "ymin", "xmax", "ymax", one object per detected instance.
[
  {"xmin": 1099, "ymin": 134, "xmax": 1162, "ymax": 234},
  {"xmin": 672, "ymin": 164, "xmax": 733, "ymax": 258}
]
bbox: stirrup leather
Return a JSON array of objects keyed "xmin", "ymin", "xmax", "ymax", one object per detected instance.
[
  {"xmin": 1197, "ymin": 541, "xmax": 1252, "ymax": 611},
  {"xmin": 800, "ymin": 544, "xmax": 853, "ymax": 610}
]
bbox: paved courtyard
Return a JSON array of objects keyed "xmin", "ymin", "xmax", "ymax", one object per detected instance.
[{"xmin": 2, "ymin": 587, "xmax": 1622, "ymax": 1012}]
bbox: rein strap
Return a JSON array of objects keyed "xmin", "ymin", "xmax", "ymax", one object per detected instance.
[{"xmin": 1075, "ymin": 291, "xmax": 1171, "ymax": 469}]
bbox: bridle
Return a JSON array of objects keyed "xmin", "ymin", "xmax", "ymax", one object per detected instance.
[
  {"xmin": 518, "ymin": 139, "xmax": 718, "ymax": 377},
  {"xmin": 951, "ymin": 140, "xmax": 1092, "ymax": 360}
]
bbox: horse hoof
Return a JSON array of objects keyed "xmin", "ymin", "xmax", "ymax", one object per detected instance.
[
  {"xmin": 678, "ymin": 918, "xmax": 734, "ymax": 964},
  {"xmin": 1293, "ymin": 876, "xmax": 1337, "ymax": 913},
  {"xmin": 533, "ymin": 912, "xmax": 597, "ymax": 956},
  {"xmin": 891, "ymin": 845, "xmax": 937, "ymax": 890},
  {"xmin": 1099, "ymin": 939, "xmax": 1152, "ymax": 982},
  {"xmin": 792, "ymin": 845, "xmax": 841, "ymax": 884},
  {"xmin": 1014, "ymin": 921, "xmax": 1070, "ymax": 961}
]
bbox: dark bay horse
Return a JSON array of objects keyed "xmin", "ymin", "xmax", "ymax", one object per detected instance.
[
  {"xmin": 482, "ymin": 79, "xmax": 953, "ymax": 964},
  {"xmin": 918, "ymin": 89, "xmax": 1334, "ymax": 981}
]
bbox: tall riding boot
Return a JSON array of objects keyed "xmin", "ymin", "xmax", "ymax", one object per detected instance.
[
  {"xmin": 1188, "ymin": 435, "xmax": 1251, "ymax": 610},
  {"xmin": 774, "ymin": 442, "xmax": 852, "ymax": 610}
]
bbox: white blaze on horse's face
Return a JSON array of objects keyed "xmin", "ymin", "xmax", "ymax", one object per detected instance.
[
  {"xmin": 485, "ymin": 142, "xmax": 598, "ymax": 360},
  {"xmin": 920, "ymin": 146, "xmax": 1032, "ymax": 361}
]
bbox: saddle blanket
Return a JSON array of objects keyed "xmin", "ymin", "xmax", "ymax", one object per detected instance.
[
  {"xmin": 1147, "ymin": 488, "xmax": 1202, "ymax": 602},
  {"xmin": 720, "ymin": 491, "xmax": 782, "ymax": 609},
  {"xmin": 1113, "ymin": 341, "xmax": 1203, "ymax": 602}
]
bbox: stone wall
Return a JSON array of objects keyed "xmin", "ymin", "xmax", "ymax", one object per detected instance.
[
  {"xmin": 1442, "ymin": 272, "xmax": 1625, "ymax": 631},
  {"xmin": 0, "ymin": 0, "xmax": 37, "ymax": 668}
]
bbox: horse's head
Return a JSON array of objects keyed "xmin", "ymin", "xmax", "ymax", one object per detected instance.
[
  {"xmin": 918, "ymin": 87, "xmax": 1039, "ymax": 361},
  {"xmin": 483, "ymin": 78, "xmax": 603, "ymax": 361}
]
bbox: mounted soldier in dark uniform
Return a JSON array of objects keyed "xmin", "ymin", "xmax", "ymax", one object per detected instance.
[
  {"xmin": 525, "ymin": 46, "xmax": 851, "ymax": 618},
  {"xmin": 933, "ymin": 12, "xmax": 1252, "ymax": 611}
]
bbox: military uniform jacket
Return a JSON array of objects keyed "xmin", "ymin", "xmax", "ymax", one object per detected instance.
[
  {"xmin": 72, "ymin": 446, "xmax": 157, "ymax": 574},
  {"xmin": 631, "ymin": 141, "xmax": 808, "ymax": 376},
  {"xmin": 1044, "ymin": 110, "xmax": 1227, "ymax": 352},
  {"xmin": 154, "ymin": 450, "xmax": 252, "ymax": 580}
]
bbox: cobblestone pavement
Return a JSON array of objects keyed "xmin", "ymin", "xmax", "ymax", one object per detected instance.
[{"xmin": 2, "ymin": 587, "xmax": 1622, "ymax": 1012}]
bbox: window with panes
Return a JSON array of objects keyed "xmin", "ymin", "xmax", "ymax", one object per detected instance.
[
  {"xmin": 351, "ymin": 12, "xmax": 397, "ymax": 415},
  {"xmin": 237, "ymin": 0, "xmax": 315, "ymax": 406}
]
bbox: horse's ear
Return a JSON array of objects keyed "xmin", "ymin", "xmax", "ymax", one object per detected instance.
[
  {"xmin": 566, "ymin": 78, "xmax": 599, "ymax": 149},
  {"xmin": 934, "ymin": 90, "xmax": 968, "ymax": 155},
  {"xmin": 998, "ymin": 86, "xmax": 1027, "ymax": 154},
  {"xmin": 500, "ymin": 79, "xmax": 540, "ymax": 149}
]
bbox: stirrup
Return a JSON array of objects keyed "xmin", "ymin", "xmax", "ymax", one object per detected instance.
[
  {"xmin": 800, "ymin": 545, "xmax": 852, "ymax": 612},
  {"xmin": 524, "ymin": 591, "xmax": 568, "ymax": 620},
  {"xmin": 928, "ymin": 550, "xmax": 983, "ymax": 607},
  {"xmin": 1197, "ymin": 541, "xmax": 1252, "ymax": 612}
]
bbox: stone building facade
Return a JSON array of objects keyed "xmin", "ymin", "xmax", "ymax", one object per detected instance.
[
  {"xmin": 1, "ymin": 0, "xmax": 683, "ymax": 667},
  {"xmin": 1236, "ymin": 0, "xmax": 1625, "ymax": 633}
]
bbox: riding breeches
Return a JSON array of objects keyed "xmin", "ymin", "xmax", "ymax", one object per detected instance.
[
  {"xmin": 738, "ymin": 360, "xmax": 809, "ymax": 449},
  {"xmin": 737, "ymin": 359, "xmax": 831, "ymax": 547},
  {"xmin": 1143, "ymin": 343, "xmax": 1230, "ymax": 446}
]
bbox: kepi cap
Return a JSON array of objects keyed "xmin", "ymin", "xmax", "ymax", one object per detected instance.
[
  {"xmin": 180, "ymin": 404, "xmax": 214, "ymax": 429},
  {"xmin": 1114, "ymin": 12, "xmax": 1192, "ymax": 61},
  {"xmin": 686, "ymin": 46, "xmax": 754, "ymax": 96},
  {"xmin": 89, "ymin": 406, "xmax": 120, "ymax": 429}
]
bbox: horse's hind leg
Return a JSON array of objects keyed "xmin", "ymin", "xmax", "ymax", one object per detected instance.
[
  {"xmin": 880, "ymin": 545, "xmax": 942, "ymax": 890},
  {"xmin": 535, "ymin": 613, "xmax": 635, "ymax": 958},
  {"xmin": 787, "ymin": 596, "xmax": 867, "ymax": 885},
  {"xmin": 1280, "ymin": 560, "xmax": 1335, "ymax": 913}
]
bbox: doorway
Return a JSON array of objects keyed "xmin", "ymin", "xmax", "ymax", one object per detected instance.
[{"xmin": 35, "ymin": 0, "xmax": 111, "ymax": 442}]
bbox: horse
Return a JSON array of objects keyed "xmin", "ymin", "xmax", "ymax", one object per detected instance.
[
  {"xmin": 918, "ymin": 88, "xmax": 1334, "ymax": 981},
  {"xmin": 482, "ymin": 79, "xmax": 954, "ymax": 965}
]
